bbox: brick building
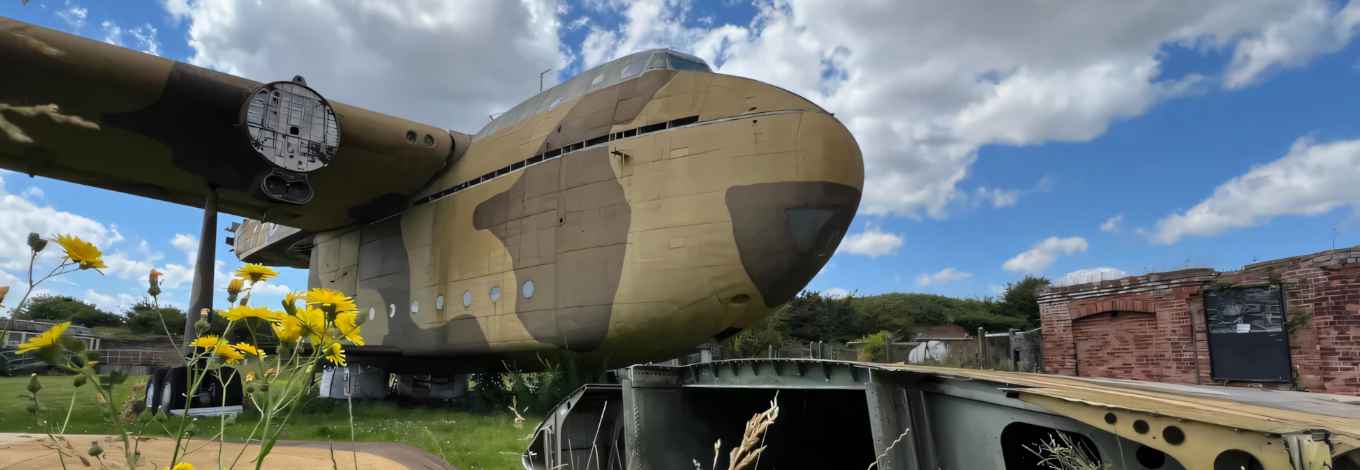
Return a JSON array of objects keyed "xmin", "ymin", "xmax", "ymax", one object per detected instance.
[{"xmin": 1036, "ymin": 245, "xmax": 1360, "ymax": 395}]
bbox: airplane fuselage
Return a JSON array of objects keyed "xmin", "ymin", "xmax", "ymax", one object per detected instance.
[{"xmin": 311, "ymin": 51, "xmax": 864, "ymax": 370}]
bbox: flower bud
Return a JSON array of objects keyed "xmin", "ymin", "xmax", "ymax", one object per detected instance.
[
  {"xmin": 195, "ymin": 318, "xmax": 210, "ymax": 335},
  {"xmin": 87, "ymin": 441, "xmax": 103, "ymax": 457},
  {"xmin": 259, "ymin": 383, "xmax": 270, "ymax": 392},
  {"xmin": 26, "ymin": 373, "xmax": 42, "ymax": 394},
  {"xmin": 73, "ymin": 375, "xmax": 87, "ymax": 388},
  {"xmin": 27, "ymin": 233, "xmax": 47, "ymax": 253}
]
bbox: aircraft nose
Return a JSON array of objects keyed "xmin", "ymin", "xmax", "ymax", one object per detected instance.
[{"xmin": 725, "ymin": 111, "xmax": 863, "ymax": 308}]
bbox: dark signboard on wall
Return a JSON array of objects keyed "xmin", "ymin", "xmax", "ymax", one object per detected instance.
[{"xmin": 1202, "ymin": 285, "xmax": 1291, "ymax": 382}]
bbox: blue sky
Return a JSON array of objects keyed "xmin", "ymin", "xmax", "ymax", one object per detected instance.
[{"xmin": 3, "ymin": 0, "xmax": 1360, "ymax": 314}]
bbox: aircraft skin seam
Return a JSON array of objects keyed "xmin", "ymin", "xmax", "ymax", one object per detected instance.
[{"xmin": 412, "ymin": 109, "xmax": 807, "ymax": 209}]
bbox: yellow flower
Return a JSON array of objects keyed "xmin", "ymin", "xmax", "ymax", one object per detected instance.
[
  {"xmin": 16, "ymin": 321, "xmax": 69, "ymax": 354},
  {"xmin": 298, "ymin": 307, "xmax": 327, "ymax": 342},
  {"xmin": 220, "ymin": 305, "xmax": 283, "ymax": 322},
  {"xmin": 323, "ymin": 342, "xmax": 347, "ymax": 367},
  {"xmin": 232, "ymin": 342, "xmax": 265, "ymax": 360},
  {"xmin": 189, "ymin": 335, "xmax": 221, "ymax": 349},
  {"xmin": 55, "ymin": 235, "xmax": 106, "ymax": 271},
  {"xmin": 235, "ymin": 263, "xmax": 277, "ymax": 283},
  {"xmin": 305, "ymin": 288, "xmax": 358, "ymax": 315},
  {"xmin": 226, "ymin": 278, "xmax": 245, "ymax": 298},
  {"xmin": 281, "ymin": 291, "xmax": 302, "ymax": 314},
  {"xmin": 213, "ymin": 342, "xmax": 245, "ymax": 365},
  {"xmin": 164, "ymin": 462, "xmax": 194, "ymax": 470},
  {"xmin": 335, "ymin": 311, "xmax": 365, "ymax": 346},
  {"xmin": 270, "ymin": 315, "xmax": 303, "ymax": 343}
]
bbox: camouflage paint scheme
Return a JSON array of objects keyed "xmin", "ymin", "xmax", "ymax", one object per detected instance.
[{"xmin": 0, "ymin": 18, "xmax": 863, "ymax": 371}]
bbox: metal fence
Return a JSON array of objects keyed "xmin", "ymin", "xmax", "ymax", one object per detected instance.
[{"xmin": 675, "ymin": 327, "xmax": 1043, "ymax": 372}]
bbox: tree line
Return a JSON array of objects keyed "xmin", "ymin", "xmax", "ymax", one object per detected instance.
[
  {"xmin": 9, "ymin": 295, "xmax": 190, "ymax": 335},
  {"xmin": 725, "ymin": 276, "xmax": 1050, "ymax": 356}
]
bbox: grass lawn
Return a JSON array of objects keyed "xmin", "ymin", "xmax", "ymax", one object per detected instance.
[{"xmin": 0, "ymin": 373, "xmax": 535, "ymax": 469}]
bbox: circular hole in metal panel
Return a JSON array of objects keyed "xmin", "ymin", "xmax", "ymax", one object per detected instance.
[
  {"xmin": 1162, "ymin": 426, "xmax": 1184, "ymax": 445},
  {"xmin": 1103, "ymin": 412, "xmax": 1117, "ymax": 425},
  {"xmin": 522, "ymin": 280, "xmax": 535, "ymax": 299},
  {"xmin": 1135, "ymin": 445, "xmax": 1167, "ymax": 469},
  {"xmin": 1132, "ymin": 419, "xmax": 1150, "ymax": 434},
  {"xmin": 462, "ymin": 291, "xmax": 472, "ymax": 308},
  {"xmin": 490, "ymin": 286, "xmax": 501, "ymax": 302},
  {"xmin": 1214, "ymin": 450, "xmax": 1263, "ymax": 470}
]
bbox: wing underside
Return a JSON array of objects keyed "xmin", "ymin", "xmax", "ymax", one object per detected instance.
[{"xmin": 0, "ymin": 17, "xmax": 463, "ymax": 233}]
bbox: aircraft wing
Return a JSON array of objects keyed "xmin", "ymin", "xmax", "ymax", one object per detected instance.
[{"xmin": 0, "ymin": 17, "xmax": 464, "ymax": 232}]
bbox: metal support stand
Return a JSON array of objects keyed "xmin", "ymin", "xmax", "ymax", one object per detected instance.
[{"xmin": 184, "ymin": 188, "xmax": 217, "ymax": 342}]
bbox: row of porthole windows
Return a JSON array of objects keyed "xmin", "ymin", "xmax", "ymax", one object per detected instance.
[{"xmin": 366, "ymin": 280, "xmax": 539, "ymax": 321}]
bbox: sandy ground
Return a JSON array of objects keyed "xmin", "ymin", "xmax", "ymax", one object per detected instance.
[{"xmin": 0, "ymin": 433, "xmax": 454, "ymax": 469}]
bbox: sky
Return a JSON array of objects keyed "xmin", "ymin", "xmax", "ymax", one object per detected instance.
[{"xmin": 2, "ymin": 0, "xmax": 1360, "ymax": 314}]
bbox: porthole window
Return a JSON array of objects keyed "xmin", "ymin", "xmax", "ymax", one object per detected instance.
[
  {"xmin": 436, "ymin": 295, "xmax": 445, "ymax": 311},
  {"xmin": 522, "ymin": 280, "xmax": 536, "ymax": 299},
  {"xmin": 462, "ymin": 291, "xmax": 472, "ymax": 308},
  {"xmin": 490, "ymin": 286, "xmax": 502, "ymax": 302},
  {"xmin": 368, "ymin": 307, "xmax": 376, "ymax": 321},
  {"xmin": 410, "ymin": 301, "xmax": 419, "ymax": 315}
]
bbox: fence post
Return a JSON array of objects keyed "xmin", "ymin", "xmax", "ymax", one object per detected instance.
[{"xmin": 976, "ymin": 327, "xmax": 986, "ymax": 369}]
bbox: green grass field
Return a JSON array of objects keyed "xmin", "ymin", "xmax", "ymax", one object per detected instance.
[{"xmin": 0, "ymin": 374, "xmax": 534, "ymax": 469}]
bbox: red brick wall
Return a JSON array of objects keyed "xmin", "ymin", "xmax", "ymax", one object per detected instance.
[
  {"xmin": 1037, "ymin": 246, "xmax": 1360, "ymax": 395},
  {"xmin": 1073, "ymin": 312, "xmax": 1157, "ymax": 380}
]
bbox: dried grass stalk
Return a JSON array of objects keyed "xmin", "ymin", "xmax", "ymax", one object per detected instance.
[
  {"xmin": 1024, "ymin": 432, "xmax": 1107, "ymax": 470},
  {"xmin": 0, "ymin": 103, "xmax": 100, "ymax": 144},
  {"xmin": 727, "ymin": 398, "xmax": 779, "ymax": 470}
]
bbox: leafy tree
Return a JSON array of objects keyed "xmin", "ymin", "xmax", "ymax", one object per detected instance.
[
  {"xmin": 855, "ymin": 331, "xmax": 895, "ymax": 362},
  {"xmin": 784, "ymin": 291, "xmax": 863, "ymax": 342},
  {"xmin": 14, "ymin": 295, "xmax": 123, "ymax": 327},
  {"xmin": 124, "ymin": 301, "xmax": 186, "ymax": 335},
  {"xmin": 995, "ymin": 276, "xmax": 1051, "ymax": 327},
  {"xmin": 723, "ymin": 308, "xmax": 791, "ymax": 357},
  {"xmin": 952, "ymin": 311, "xmax": 1029, "ymax": 333}
]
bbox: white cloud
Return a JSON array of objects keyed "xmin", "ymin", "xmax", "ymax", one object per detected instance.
[
  {"xmin": 916, "ymin": 267, "xmax": 973, "ymax": 286},
  {"xmin": 1100, "ymin": 214, "xmax": 1124, "ymax": 233},
  {"xmin": 1152, "ymin": 137, "xmax": 1360, "ymax": 244},
  {"xmin": 822, "ymin": 287, "xmax": 849, "ymax": 299},
  {"xmin": 0, "ymin": 174, "xmax": 123, "ymax": 271},
  {"xmin": 170, "ymin": 233, "xmax": 197, "ymax": 261},
  {"xmin": 1225, "ymin": 1, "xmax": 1360, "ymax": 89},
  {"xmin": 55, "ymin": 2, "xmax": 87, "ymax": 30},
  {"xmin": 973, "ymin": 187, "xmax": 1020, "ymax": 209},
  {"xmin": 168, "ymin": 0, "xmax": 568, "ymax": 132},
  {"xmin": 84, "ymin": 289, "xmax": 141, "ymax": 313},
  {"xmin": 249, "ymin": 282, "xmax": 294, "ymax": 296},
  {"xmin": 837, "ymin": 226, "xmax": 903, "ymax": 257},
  {"xmin": 21, "ymin": 187, "xmax": 43, "ymax": 200},
  {"xmin": 1003, "ymin": 236, "xmax": 1088, "ymax": 273},
  {"xmin": 1056, "ymin": 267, "xmax": 1129, "ymax": 286},
  {"xmin": 99, "ymin": 20, "xmax": 161, "ymax": 56},
  {"xmin": 573, "ymin": 0, "xmax": 1359, "ymax": 219}
]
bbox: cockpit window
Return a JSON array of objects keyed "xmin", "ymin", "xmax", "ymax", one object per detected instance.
[
  {"xmin": 646, "ymin": 52, "xmax": 668, "ymax": 71},
  {"xmin": 622, "ymin": 56, "xmax": 645, "ymax": 78},
  {"xmin": 667, "ymin": 53, "xmax": 711, "ymax": 72}
]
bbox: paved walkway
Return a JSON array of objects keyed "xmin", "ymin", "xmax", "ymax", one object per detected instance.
[{"xmin": 0, "ymin": 433, "xmax": 453, "ymax": 469}]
